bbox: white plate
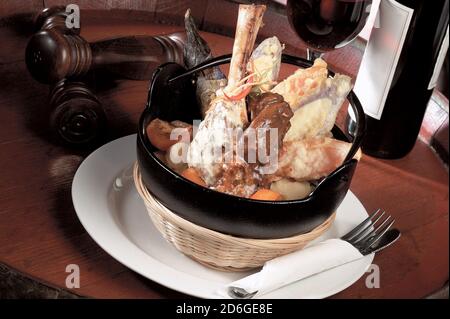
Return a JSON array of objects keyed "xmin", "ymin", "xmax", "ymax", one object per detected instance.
[{"xmin": 72, "ymin": 134, "xmax": 374, "ymax": 299}]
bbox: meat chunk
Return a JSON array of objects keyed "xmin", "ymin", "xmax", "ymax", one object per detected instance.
[
  {"xmin": 240, "ymin": 93, "xmax": 293, "ymax": 166},
  {"xmin": 247, "ymin": 92, "xmax": 285, "ymax": 120}
]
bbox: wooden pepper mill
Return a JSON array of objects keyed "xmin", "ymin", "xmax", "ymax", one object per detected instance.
[
  {"xmin": 34, "ymin": 5, "xmax": 80, "ymax": 34},
  {"xmin": 27, "ymin": 6, "xmax": 187, "ymax": 146},
  {"xmin": 26, "ymin": 13, "xmax": 186, "ymax": 84},
  {"xmin": 30, "ymin": 7, "xmax": 107, "ymax": 146},
  {"xmin": 49, "ymin": 79, "xmax": 106, "ymax": 145}
]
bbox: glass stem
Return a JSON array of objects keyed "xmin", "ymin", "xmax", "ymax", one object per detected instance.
[{"xmin": 307, "ymin": 48, "xmax": 324, "ymax": 61}]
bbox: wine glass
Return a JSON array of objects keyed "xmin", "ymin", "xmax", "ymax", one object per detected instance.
[{"xmin": 286, "ymin": 0, "xmax": 373, "ymax": 61}]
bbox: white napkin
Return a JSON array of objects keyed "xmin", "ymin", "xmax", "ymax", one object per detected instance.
[{"xmin": 218, "ymin": 239, "xmax": 364, "ymax": 298}]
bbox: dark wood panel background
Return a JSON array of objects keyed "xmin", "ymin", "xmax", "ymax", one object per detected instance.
[{"xmin": 0, "ymin": 0, "xmax": 363, "ymax": 77}]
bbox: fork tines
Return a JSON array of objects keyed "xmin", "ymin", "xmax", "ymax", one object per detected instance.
[{"xmin": 342, "ymin": 209, "xmax": 395, "ymax": 250}]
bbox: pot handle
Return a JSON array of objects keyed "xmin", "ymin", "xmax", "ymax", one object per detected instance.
[
  {"xmin": 344, "ymin": 90, "xmax": 366, "ymax": 162},
  {"xmin": 167, "ymin": 54, "xmax": 232, "ymax": 84}
]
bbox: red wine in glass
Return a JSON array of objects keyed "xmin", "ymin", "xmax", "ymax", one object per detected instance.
[{"xmin": 287, "ymin": 0, "xmax": 372, "ymax": 60}]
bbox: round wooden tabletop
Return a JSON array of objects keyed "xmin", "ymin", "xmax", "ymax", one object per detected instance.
[{"xmin": 0, "ymin": 6, "xmax": 448, "ymax": 299}]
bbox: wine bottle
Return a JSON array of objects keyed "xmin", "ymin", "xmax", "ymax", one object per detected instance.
[{"xmin": 348, "ymin": 0, "xmax": 449, "ymax": 159}]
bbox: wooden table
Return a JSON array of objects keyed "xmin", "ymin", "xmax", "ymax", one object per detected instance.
[{"xmin": 0, "ymin": 7, "xmax": 448, "ymax": 299}]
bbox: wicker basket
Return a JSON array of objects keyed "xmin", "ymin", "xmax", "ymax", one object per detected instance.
[{"xmin": 134, "ymin": 163, "xmax": 336, "ymax": 272}]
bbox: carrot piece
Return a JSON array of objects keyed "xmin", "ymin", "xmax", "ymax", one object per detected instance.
[
  {"xmin": 181, "ymin": 168, "xmax": 206, "ymax": 187},
  {"xmin": 250, "ymin": 188, "xmax": 283, "ymax": 201},
  {"xmin": 146, "ymin": 118, "xmax": 177, "ymax": 151},
  {"xmin": 224, "ymin": 73, "xmax": 254, "ymax": 101},
  {"xmin": 146, "ymin": 118, "xmax": 192, "ymax": 151},
  {"xmin": 224, "ymin": 85, "xmax": 252, "ymax": 101}
]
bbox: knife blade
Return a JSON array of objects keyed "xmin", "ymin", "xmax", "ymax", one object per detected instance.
[{"xmin": 366, "ymin": 228, "xmax": 401, "ymax": 255}]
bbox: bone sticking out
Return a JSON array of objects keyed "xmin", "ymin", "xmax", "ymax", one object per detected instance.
[
  {"xmin": 187, "ymin": 4, "xmax": 266, "ymax": 187},
  {"xmin": 227, "ymin": 4, "xmax": 266, "ymax": 88}
]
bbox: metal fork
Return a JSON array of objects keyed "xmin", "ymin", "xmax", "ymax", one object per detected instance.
[
  {"xmin": 341, "ymin": 209, "xmax": 395, "ymax": 255},
  {"xmin": 228, "ymin": 209, "xmax": 397, "ymax": 299}
]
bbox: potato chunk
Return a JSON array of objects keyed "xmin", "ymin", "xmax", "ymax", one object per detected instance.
[{"xmin": 270, "ymin": 179, "xmax": 312, "ymax": 200}]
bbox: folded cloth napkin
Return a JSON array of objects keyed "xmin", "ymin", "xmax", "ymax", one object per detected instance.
[{"xmin": 217, "ymin": 239, "xmax": 364, "ymax": 298}]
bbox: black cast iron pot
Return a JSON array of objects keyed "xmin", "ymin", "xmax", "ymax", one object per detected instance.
[{"xmin": 137, "ymin": 54, "xmax": 365, "ymax": 239}]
